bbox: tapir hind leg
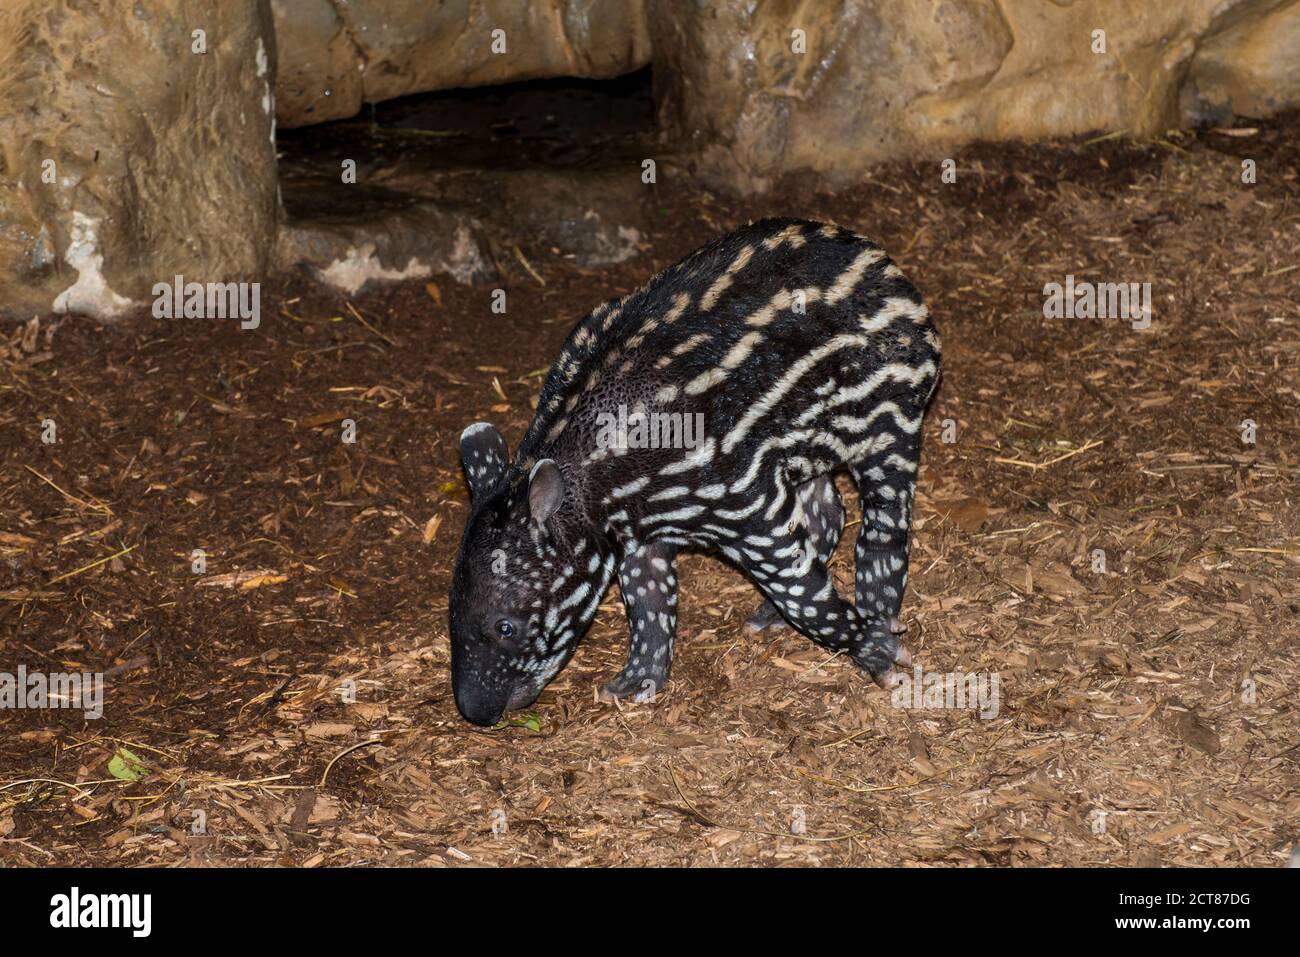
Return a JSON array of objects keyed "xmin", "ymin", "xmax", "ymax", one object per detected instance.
[{"xmin": 747, "ymin": 474, "xmax": 842, "ymax": 631}]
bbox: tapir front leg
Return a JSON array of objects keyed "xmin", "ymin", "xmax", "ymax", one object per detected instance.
[{"xmin": 603, "ymin": 540, "xmax": 679, "ymax": 703}]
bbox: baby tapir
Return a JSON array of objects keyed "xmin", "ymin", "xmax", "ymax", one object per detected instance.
[{"xmin": 450, "ymin": 218, "xmax": 941, "ymax": 726}]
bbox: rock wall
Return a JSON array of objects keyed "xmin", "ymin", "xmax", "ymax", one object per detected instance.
[
  {"xmin": 272, "ymin": 0, "xmax": 653, "ymax": 127},
  {"xmin": 647, "ymin": 0, "xmax": 1300, "ymax": 191},
  {"xmin": 0, "ymin": 0, "xmax": 279, "ymax": 320},
  {"xmin": 271, "ymin": 0, "xmax": 1300, "ymax": 189},
  {"xmin": 1181, "ymin": 0, "xmax": 1300, "ymax": 123},
  {"xmin": 2, "ymin": 0, "xmax": 1298, "ymax": 319}
]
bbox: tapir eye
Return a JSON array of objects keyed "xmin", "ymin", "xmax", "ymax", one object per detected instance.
[{"xmin": 495, "ymin": 619, "xmax": 516, "ymax": 640}]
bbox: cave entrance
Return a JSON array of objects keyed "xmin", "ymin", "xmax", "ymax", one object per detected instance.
[
  {"xmin": 276, "ymin": 67, "xmax": 655, "ymax": 219},
  {"xmin": 273, "ymin": 68, "xmax": 657, "ymax": 286},
  {"xmin": 280, "ymin": 65, "xmax": 655, "ymax": 175}
]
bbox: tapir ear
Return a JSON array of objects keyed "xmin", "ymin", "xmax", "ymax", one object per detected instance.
[
  {"xmin": 527, "ymin": 459, "xmax": 564, "ymax": 525},
  {"xmin": 459, "ymin": 422, "xmax": 508, "ymax": 499}
]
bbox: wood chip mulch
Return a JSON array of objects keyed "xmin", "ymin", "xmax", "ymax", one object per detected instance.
[{"xmin": 1, "ymin": 115, "xmax": 1297, "ymax": 867}]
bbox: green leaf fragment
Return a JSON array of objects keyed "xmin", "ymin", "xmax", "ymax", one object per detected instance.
[{"xmin": 108, "ymin": 747, "xmax": 149, "ymax": 781}]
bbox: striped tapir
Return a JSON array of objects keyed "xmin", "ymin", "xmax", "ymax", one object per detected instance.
[{"xmin": 449, "ymin": 218, "xmax": 941, "ymax": 726}]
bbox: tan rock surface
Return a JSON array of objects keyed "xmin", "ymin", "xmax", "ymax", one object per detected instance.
[
  {"xmin": 0, "ymin": 0, "xmax": 280, "ymax": 320},
  {"xmin": 3, "ymin": 0, "xmax": 1297, "ymax": 315},
  {"xmin": 271, "ymin": 0, "xmax": 653, "ymax": 127},
  {"xmin": 648, "ymin": 0, "xmax": 1300, "ymax": 191},
  {"xmin": 1182, "ymin": 0, "xmax": 1300, "ymax": 122}
]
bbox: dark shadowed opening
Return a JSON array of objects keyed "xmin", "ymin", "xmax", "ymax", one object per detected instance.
[{"xmin": 276, "ymin": 67, "xmax": 655, "ymax": 220}]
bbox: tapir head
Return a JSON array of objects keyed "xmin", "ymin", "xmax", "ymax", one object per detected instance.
[{"xmin": 448, "ymin": 423, "xmax": 611, "ymax": 726}]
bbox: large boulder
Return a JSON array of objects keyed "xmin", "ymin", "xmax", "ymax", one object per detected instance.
[
  {"xmin": 647, "ymin": 0, "xmax": 1300, "ymax": 191},
  {"xmin": 1181, "ymin": 0, "xmax": 1300, "ymax": 123},
  {"xmin": 271, "ymin": 0, "xmax": 653, "ymax": 127},
  {"xmin": 0, "ymin": 0, "xmax": 279, "ymax": 320}
]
